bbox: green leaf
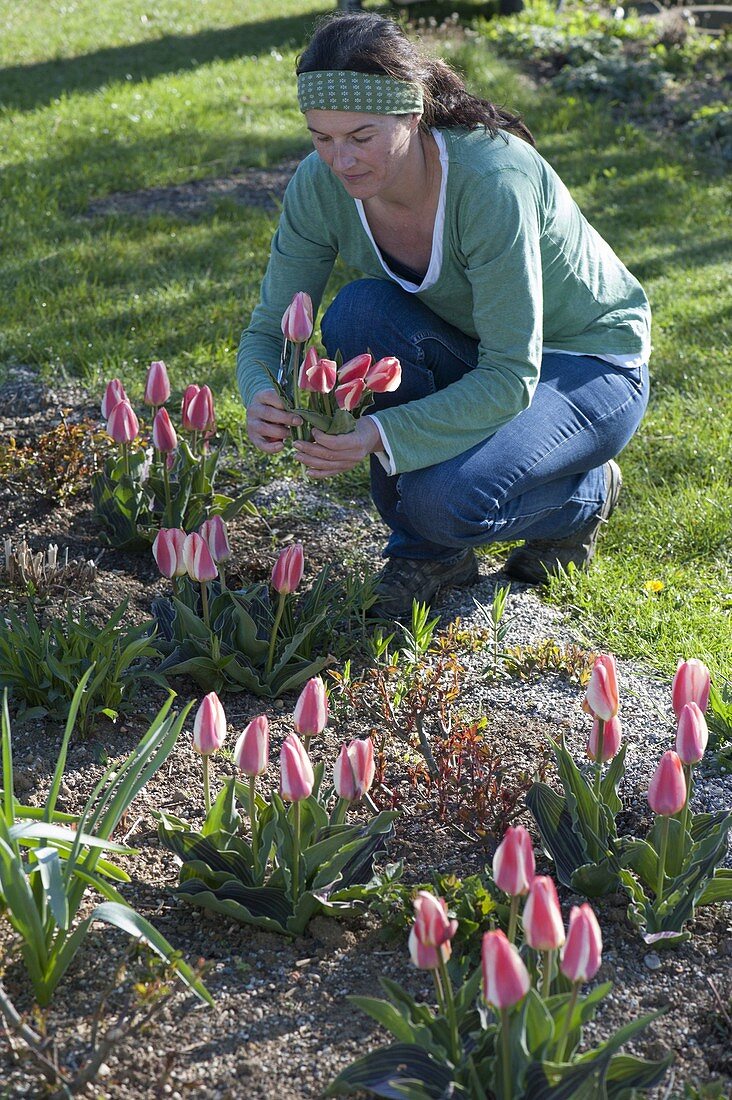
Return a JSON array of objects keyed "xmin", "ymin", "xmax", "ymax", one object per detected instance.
[
  {"xmin": 526, "ymin": 782, "xmax": 590, "ymax": 888},
  {"xmin": 201, "ymin": 777, "xmax": 239, "ymax": 839},
  {"xmin": 32, "ymin": 847, "xmax": 70, "ymax": 930},
  {"xmin": 324, "ymin": 1042, "xmax": 454, "ymax": 1099},
  {"xmin": 348, "ymin": 997, "xmax": 423, "ymax": 1046},
  {"xmin": 697, "ymin": 869, "xmax": 732, "ymax": 906}
]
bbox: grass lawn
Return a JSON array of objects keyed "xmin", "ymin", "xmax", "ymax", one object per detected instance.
[{"xmin": 1, "ymin": 0, "xmax": 730, "ymax": 678}]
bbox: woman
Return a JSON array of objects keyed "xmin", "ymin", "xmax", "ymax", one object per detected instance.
[{"xmin": 238, "ymin": 13, "xmax": 650, "ymax": 619}]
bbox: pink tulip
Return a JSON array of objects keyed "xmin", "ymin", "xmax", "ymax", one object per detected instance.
[
  {"xmin": 482, "ymin": 930, "xmax": 531, "ymax": 1010},
  {"xmin": 648, "ymin": 750, "xmax": 687, "ymax": 816},
  {"xmin": 293, "ymin": 676, "xmax": 328, "ymax": 739},
  {"xmin": 675, "ymin": 701, "xmax": 708, "ymax": 765},
  {"xmin": 305, "ymin": 357, "xmax": 338, "ymax": 394},
  {"xmin": 271, "ymin": 543, "xmax": 304, "ymax": 595},
  {"xmin": 335, "ymin": 377, "xmax": 365, "ymax": 412},
  {"xmin": 182, "ymin": 532, "xmax": 218, "ymax": 583},
  {"xmin": 101, "ymin": 378, "xmax": 128, "ymax": 418},
  {"xmin": 413, "ymin": 891, "xmax": 457, "ymax": 948},
  {"xmin": 560, "ymin": 904, "xmax": 603, "ymax": 983},
  {"xmin": 193, "ymin": 692, "xmax": 227, "ymax": 755},
  {"xmin": 279, "ymin": 733, "xmax": 314, "ymax": 802},
  {"xmin": 107, "ymin": 399, "xmax": 139, "ymax": 444},
  {"xmin": 152, "ymin": 527, "xmax": 187, "ymax": 578},
  {"xmin": 587, "ymin": 715, "xmax": 622, "ymax": 763},
  {"xmin": 492, "ymin": 825, "xmax": 535, "ymax": 897},
  {"xmin": 408, "ymin": 926, "xmax": 451, "ymax": 970},
  {"xmin": 199, "ymin": 515, "xmax": 231, "ymax": 564},
  {"xmin": 181, "ymin": 384, "xmax": 200, "ymax": 430},
  {"xmin": 152, "ymin": 407, "xmax": 178, "ymax": 452},
  {"xmin": 522, "ymin": 876, "xmax": 566, "ymax": 951},
  {"xmin": 185, "ymin": 384, "xmax": 215, "ymax": 433},
  {"xmin": 298, "ymin": 346, "xmax": 320, "ymax": 390},
  {"xmin": 144, "ymin": 360, "xmax": 171, "ymax": 406},
  {"xmin": 583, "ymin": 654, "xmax": 619, "ymax": 721},
  {"xmin": 338, "ymin": 353, "xmax": 372, "ymax": 385},
  {"xmin": 333, "ymin": 738, "xmax": 375, "ymax": 801},
  {"xmin": 672, "ymin": 659, "xmax": 711, "ymax": 718},
  {"xmin": 281, "ymin": 291, "xmax": 314, "ymax": 343},
  {"xmin": 234, "ymin": 715, "xmax": 270, "ymax": 777},
  {"xmin": 365, "ymin": 356, "xmax": 402, "ymax": 393}
]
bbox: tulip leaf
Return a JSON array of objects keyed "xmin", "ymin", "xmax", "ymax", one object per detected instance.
[
  {"xmin": 524, "ymin": 988, "xmax": 555, "ymax": 1058},
  {"xmin": 570, "ymin": 859, "xmax": 620, "ymax": 898},
  {"xmin": 697, "ymin": 868, "xmax": 732, "ymax": 905},
  {"xmin": 526, "ymin": 782, "xmax": 589, "ymax": 888},
  {"xmin": 647, "ymin": 817, "xmax": 686, "ymax": 878},
  {"xmin": 201, "ymin": 777, "xmax": 240, "ymax": 839},
  {"xmin": 324, "ymin": 1042, "xmax": 455, "ymax": 1099},
  {"xmin": 615, "ymin": 837, "xmax": 658, "ymax": 890},
  {"xmin": 599, "ymin": 743, "xmax": 627, "ymax": 815}
]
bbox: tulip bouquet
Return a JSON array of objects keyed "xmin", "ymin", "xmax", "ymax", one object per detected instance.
[
  {"xmin": 91, "ymin": 362, "xmax": 256, "ymax": 550},
  {"xmin": 528, "ymin": 656, "xmax": 732, "ymax": 944},
  {"xmin": 326, "ymin": 834, "xmax": 671, "ymax": 1099},
  {"xmin": 156, "ymin": 682, "xmax": 398, "ymax": 935},
  {"xmin": 274, "ymin": 291, "xmax": 402, "ymax": 439}
]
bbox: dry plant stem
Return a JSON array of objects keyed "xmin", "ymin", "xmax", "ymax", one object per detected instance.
[
  {"xmin": 0, "ymin": 978, "xmax": 63, "ymax": 1088},
  {"xmin": 266, "ymin": 591, "xmax": 287, "ymax": 676},
  {"xmin": 500, "ymin": 1007, "xmax": 512, "ymax": 1100},
  {"xmin": 507, "ymin": 895, "xmax": 520, "ymax": 944},
  {"xmin": 415, "ymin": 711, "xmax": 438, "ymax": 778},
  {"xmin": 555, "ymin": 982, "xmax": 579, "ymax": 1062},
  {"xmin": 248, "ymin": 775, "xmax": 260, "ymax": 880},
  {"xmin": 656, "ymin": 814, "xmax": 670, "ymax": 901}
]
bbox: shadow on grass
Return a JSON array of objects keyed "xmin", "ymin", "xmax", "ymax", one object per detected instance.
[{"xmin": 0, "ymin": 8, "xmax": 327, "ymax": 112}]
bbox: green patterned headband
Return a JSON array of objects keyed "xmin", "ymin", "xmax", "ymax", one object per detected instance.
[{"xmin": 297, "ymin": 70, "xmax": 423, "ymax": 115}]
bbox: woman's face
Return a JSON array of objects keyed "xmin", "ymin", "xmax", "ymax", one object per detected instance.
[{"xmin": 305, "ymin": 110, "xmax": 420, "ymax": 200}]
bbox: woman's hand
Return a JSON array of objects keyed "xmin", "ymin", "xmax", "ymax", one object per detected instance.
[
  {"xmin": 246, "ymin": 388, "xmax": 302, "ymax": 454},
  {"xmin": 293, "ymin": 417, "xmax": 382, "ymax": 479}
]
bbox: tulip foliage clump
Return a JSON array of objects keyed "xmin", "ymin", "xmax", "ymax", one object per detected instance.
[
  {"xmin": 527, "ymin": 656, "xmax": 732, "ymax": 944},
  {"xmin": 92, "ymin": 363, "xmax": 256, "ymax": 550},
  {"xmin": 157, "ymin": 684, "xmax": 398, "ymax": 936}
]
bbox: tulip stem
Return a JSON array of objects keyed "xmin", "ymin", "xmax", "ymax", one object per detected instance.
[
  {"xmin": 437, "ymin": 952, "xmax": 460, "ymax": 1066},
  {"xmin": 500, "ymin": 1007, "xmax": 512, "ymax": 1100},
  {"xmin": 431, "ymin": 968, "xmax": 444, "ymax": 1013},
  {"xmin": 248, "ymin": 776, "xmax": 260, "ymax": 881},
  {"xmin": 679, "ymin": 764, "xmax": 692, "ymax": 846},
  {"xmin": 468, "ymin": 1056, "xmax": 488, "ymax": 1100},
  {"xmin": 266, "ymin": 592, "xmax": 286, "ymax": 677},
  {"xmin": 200, "ymin": 581, "xmax": 210, "ymax": 631},
  {"xmin": 292, "ymin": 799, "xmax": 301, "ymax": 907},
  {"xmin": 218, "ymin": 564, "xmax": 227, "ymax": 593},
  {"xmin": 202, "ymin": 755, "xmax": 211, "ymax": 817},
  {"xmin": 122, "ymin": 441, "xmax": 130, "ymax": 478},
  {"xmin": 555, "ymin": 982, "xmax": 579, "ymax": 1063},
  {"xmin": 162, "ymin": 458, "xmax": 172, "ymax": 527},
  {"xmin": 507, "ymin": 895, "xmax": 520, "ymax": 944},
  {"xmin": 655, "ymin": 814, "xmax": 670, "ymax": 902},
  {"xmin": 593, "ymin": 718, "xmax": 605, "ymax": 849},
  {"xmin": 541, "ymin": 949, "xmax": 553, "ymax": 999}
]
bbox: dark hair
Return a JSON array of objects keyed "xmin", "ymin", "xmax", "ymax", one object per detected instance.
[{"xmin": 297, "ymin": 12, "xmax": 535, "ymax": 147}]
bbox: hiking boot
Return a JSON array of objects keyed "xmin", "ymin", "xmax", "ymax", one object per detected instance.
[
  {"xmin": 504, "ymin": 460, "xmax": 623, "ymax": 585},
  {"xmin": 369, "ymin": 549, "xmax": 480, "ymax": 621}
]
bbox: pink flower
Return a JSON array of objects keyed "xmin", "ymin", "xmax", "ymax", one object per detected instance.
[
  {"xmin": 335, "ymin": 378, "xmax": 365, "ymax": 412},
  {"xmin": 492, "ymin": 825, "xmax": 535, "ymax": 897},
  {"xmin": 305, "ymin": 357, "xmax": 338, "ymax": 393},
  {"xmin": 333, "ymin": 738, "xmax": 375, "ymax": 801},
  {"xmin": 107, "ymin": 399, "xmax": 139, "ymax": 444},
  {"xmin": 144, "ymin": 360, "xmax": 171, "ymax": 406},
  {"xmin": 152, "ymin": 528, "xmax": 187, "ymax": 578},
  {"xmin": 583, "ymin": 654, "xmax": 619, "ymax": 721},
  {"xmin": 101, "ymin": 378, "xmax": 128, "ymax": 418},
  {"xmin": 338, "ymin": 353, "xmax": 372, "ymax": 385},
  {"xmin": 181, "ymin": 384, "xmax": 200, "ymax": 430},
  {"xmin": 193, "ymin": 692, "xmax": 227, "ymax": 755},
  {"xmin": 271, "ymin": 543, "xmax": 304, "ymax": 595},
  {"xmin": 482, "ymin": 930, "xmax": 531, "ymax": 1010},
  {"xmin": 182, "ymin": 532, "xmax": 218, "ymax": 583},
  {"xmin": 413, "ymin": 891, "xmax": 457, "ymax": 948},
  {"xmin": 675, "ymin": 701, "xmax": 708, "ymax": 765},
  {"xmin": 298, "ymin": 346, "xmax": 320, "ymax": 390},
  {"xmin": 409, "ymin": 926, "xmax": 451, "ymax": 970},
  {"xmin": 560, "ymin": 904, "xmax": 603, "ymax": 983},
  {"xmin": 199, "ymin": 515, "xmax": 231, "ymax": 564},
  {"xmin": 648, "ymin": 750, "xmax": 687, "ymax": 816},
  {"xmin": 185, "ymin": 384, "xmax": 215, "ymax": 433},
  {"xmin": 365, "ymin": 356, "xmax": 402, "ymax": 393},
  {"xmin": 152, "ymin": 407, "xmax": 177, "ymax": 453},
  {"xmin": 293, "ymin": 676, "xmax": 328, "ymax": 739},
  {"xmin": 234, "ymin": 715, "xmax": 269, "ymax": 777},
  {"xmin": 672, "ymin": 659, "xmax": 711, "ymax": 718},
  {"xmin": 522, "ymin": 876, "xmax": 566, "ymax": 951},
  {"xmin": 279, "ymin": 733, "xmax": 314, "ymax": 802},
  {"xmin": 587, "ymin": 715, "xmax": 622, "ymax": 763},
  {"xmin": 281, "ymin": 291, "xmax": 314, "ymax": 343}
]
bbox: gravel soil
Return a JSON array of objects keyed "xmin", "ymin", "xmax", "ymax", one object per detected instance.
[{"xmin": 0, "ymin": 369, "xmax": 730, "ymax": 1099}]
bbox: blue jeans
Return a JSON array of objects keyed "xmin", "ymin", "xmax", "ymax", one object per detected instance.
[{"xmin": 322, "ymin": 279, "xmax": 650, "ymax": 561}]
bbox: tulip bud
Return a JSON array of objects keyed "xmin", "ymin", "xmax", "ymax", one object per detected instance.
[
  {"xmin": 234, "ymin": 715, "xmax": 270, "ymax": 777},
  {"xmin": 648, "ymin": 750, "xmax": 687, "ymax": 816},
  {"xmin": 271, "ymin": 543, "xmax": 304, "ymax": 595},
  {"xmin": 522, "ymin": 876, "xmax": 566, "ymax": 951},
  {"xmin": 279, "ymin": 733, "xmax": 314, "ymax": 802},
  {"xmin": 101, "ymin": 378, "xmax": 128, "ymax": 419},
  {"xmin": 199, "ymin": 515, "xmax": 231, "ymax": 563},
  {"xmin": 144, "ymin": 360, "xmax": 171, "ymax": 406},
  {"xmin": 672, "ymin": 658, "xmax": 711, "ymax": 718},
  {"xmin": 305, "ymin": 357, "xmax": 338, "ymax": 394},
  {"xmin": 293, "ymin": 676, "xmax": 328, "ymax": 740},
  {"xmin": 409, "ymin": 926, "xmax": 451, "ymax": 970},
  {"xmin": 335, "ymin": 378, "xmax": 365, "ymax": 412},
  {"xmin": 482, "ymin": 930, "xmax": 531, "ymax": 1010},
  {"xmin": 413, "ymin": 891, "xmax": 457, "ymax": 948},
  {"xmin": 152, "ymin": 527, "xmax": 187, "ymax": 578},
  {"xmin": 107, "ymin": 399, "xmax": 139, "ymax": 444},
  {"xmin": 182, "ymin": 531, "xmax": 218, "ymax": 583},
  {"xmin": 583, "ymin": 654, "xmax": 619, "ymax": 721},
  {"xmin": 181, "ymin": 384, "xmax": 200, "ymax": 430},
  {"xmin": 365, "ymin": 356, "xmax": 402, "ymax": 393},
  {"xmin": 333, "ymin": 738, "xmax": 375, "ymax": 801},
  {"xmin": 281, "ymin": 291, "xmax": 314, "ymax": 344},
  {"xmin": 675, "ymin": 701, "xmax": 708, "ymax": 765},
  {"xmin": 587, "ymin": 714, "xmax": 622, "ymax": 763},
  {"xmin": 186, "ymin": 385, "xmax": 215, "ymax": 433},
  {"xmin": 298, "ymin": 346, "xmax": 320, "ymax": 390},
  {"xmin": 560, "ymin": 904, "xmax": 602, "ymax": 983},
  {"xmin": 338, "ymin": 353, "xmax": 372, "ymax": 385},
  {"xmin": 193, "ymin": 692, "xmax": 227, "ymax": 755},
  {"xmin": 152, "ymin": 407, "xmax": 178, "ymax": 453},
  {"xmin": 492, "ymin": 825, "xmax": 535, "ymax": 897}
]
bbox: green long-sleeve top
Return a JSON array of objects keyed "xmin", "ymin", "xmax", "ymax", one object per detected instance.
[{"xmin": 237, "ymin": 126, "xmax": 651, "ymax": 474}]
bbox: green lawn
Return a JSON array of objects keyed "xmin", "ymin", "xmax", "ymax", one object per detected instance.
[{"xmin": 1, "ymin": 0, "xmax": 730, "ymax": 677}]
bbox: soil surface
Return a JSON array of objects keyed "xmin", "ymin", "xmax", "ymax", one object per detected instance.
[{"xmin": 0, "ymin": 369, "xmax": 730, "ymax": 1099}]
